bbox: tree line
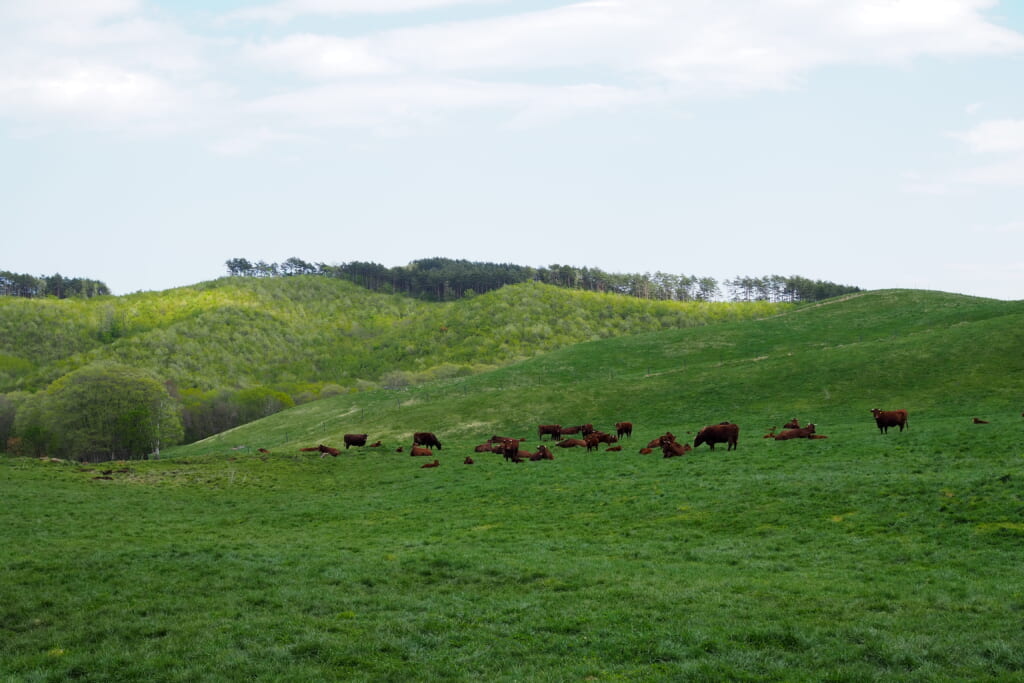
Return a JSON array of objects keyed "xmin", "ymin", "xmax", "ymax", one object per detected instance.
[
  {"xmin": 0, "ymin": 270, "xmax": 110, "ymax": 299},
  {"xmin": 225, "ymin": 257, "xmax": 860, "ymax": 303}
]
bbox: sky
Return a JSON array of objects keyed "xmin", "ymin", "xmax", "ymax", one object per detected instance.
[{"xmin": 2, "ymin": 0, "xmax": 1024, "ymax": 300}]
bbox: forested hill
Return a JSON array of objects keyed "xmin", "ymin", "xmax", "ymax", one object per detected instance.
[
  {"xmin": 225, "ymin": 257, "xmax": 861, "ymax": 303},
  {"xmin": 0, "ymin": 277, "xmax": 782, "ymax": 453}
]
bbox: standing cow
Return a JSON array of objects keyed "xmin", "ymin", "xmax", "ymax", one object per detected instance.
[
  {"xmin": 344, "ymin": 433, "xmax": 368, "ymax": 449},
  {"xmin": 870, "ymin": 408, "xmax": 908, "ymax": 434},
  {"xmin": 615, "ymin": 422, "xmax": 633, "ymax": 439},
  {"xmin": 694, "ymin": 422, "xmax": 740, "ymax": 451}
]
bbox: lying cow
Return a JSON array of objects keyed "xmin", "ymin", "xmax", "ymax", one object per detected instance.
[{"xmin": 774, "ymin": 423, "xmax": 816, "ymax": 440}]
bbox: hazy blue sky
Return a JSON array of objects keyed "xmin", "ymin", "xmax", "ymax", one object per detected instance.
[{"xmin": 3, "ymin": 0, "xmax": 1023, "ymax": 299}]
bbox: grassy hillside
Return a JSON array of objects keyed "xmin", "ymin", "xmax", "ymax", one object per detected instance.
[
  {"xmin": 3, "ymin": 289, "xmax": 1023, "ymax": 680},
  {"xmin": 167, "ymin": 288, "xmax": 1024, "ymax": 452},
  {"xmin": 0, "ymin": 277, "xmax": 780, "ymax": 395}
]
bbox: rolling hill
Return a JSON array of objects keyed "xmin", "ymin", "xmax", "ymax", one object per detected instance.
[{"xmin": 3, "ymin": 288, "xmax": 1023, "ymax": 680}]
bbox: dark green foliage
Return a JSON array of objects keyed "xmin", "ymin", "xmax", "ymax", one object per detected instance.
[
  {"xmin": 0, "ymin": 270, "xmax": 110, "ymax": 299},
  {"xmin": 224, "ymin": 256, "xmax": 861, "ymax": 303}
]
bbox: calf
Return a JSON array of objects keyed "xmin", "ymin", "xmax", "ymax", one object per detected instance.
[
  {"xmin": 410, "ymin": 446, "xmax": 433, "ymax": 457},
  {"xmin": 662, "ymin": 441, "xmax": 692, "ymax": 458}
]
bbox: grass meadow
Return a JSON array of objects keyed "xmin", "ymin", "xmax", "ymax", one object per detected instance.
[{"xmin": 3, "ymin": 289, "xmax": 1023, "ymax": 681}]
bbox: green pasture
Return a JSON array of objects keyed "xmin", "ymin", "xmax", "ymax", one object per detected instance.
[{"xmin": 3, "ymin": 289, "xmax": 1023, "ymax": 680}]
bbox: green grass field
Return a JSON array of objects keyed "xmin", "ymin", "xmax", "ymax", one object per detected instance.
[{"xmin": 3, "ymin": 289, "xmax": 1023, "ymax": 681}]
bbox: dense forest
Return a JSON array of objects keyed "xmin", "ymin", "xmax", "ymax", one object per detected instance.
[
  {"xmin": 225, "ymin": 257, "xmax": 861, "ymax": 303},
  {"xmin": 0, "ymin": 270, "xmax": 110, "ymax": 299}
]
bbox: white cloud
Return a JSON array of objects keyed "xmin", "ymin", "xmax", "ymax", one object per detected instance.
[
  {"xmin": 955, "ymin": 118, "xmax": 1024, "ymax": 153},
  {"xmin": 244, "ymin": 34, "xmax": 397, "ymax": 78},
  {"xmin": 228, "ymin": 0, "xmax": 497, "ymax": 23}
]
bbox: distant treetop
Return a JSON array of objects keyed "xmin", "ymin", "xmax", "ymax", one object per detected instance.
[
  {"xmin": 0, "ymin": 271, "xmax": 110, "ymax": 299},
  {"xmin": 224, "ymin": 256, "xmax": 860, "ymax": 304}
]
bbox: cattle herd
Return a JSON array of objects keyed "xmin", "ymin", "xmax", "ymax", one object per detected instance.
[{"xmin": 290, "ymin": 408, "xmax": 938, "ymax": 467}]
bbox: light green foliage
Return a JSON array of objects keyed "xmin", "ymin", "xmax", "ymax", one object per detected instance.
[{"xmin": 26, "ymin": 362, "xmax": 182, "ymax": 461}]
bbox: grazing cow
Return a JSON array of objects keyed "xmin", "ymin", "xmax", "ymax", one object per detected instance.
[
  {"xmin": 410, "ymin": 446, "xmax": 433, "ymax": 457},
  {"xmin": 421, "ymin": 459, "xmax": 440, "ymax": 468},
  {"xmin": 464, "ymin": 456, "xmax": 475, "ymax": 465},
  {"xmin": 973, "ymin": 417, "xmax": 990, "ymax": 424},
  {"xmin": 615, "ymin": 422, "xmax": 633, "ymax": 439},
  {"xmin": 774, "ymin": 423, "xmax": 816, "ymax": 440},
  {"xmin": 639, "ymin": 447, "xmax": 653, "ymax": 454},
  {"xmin": 782, "ymin": 418, "xmax": 800, "ymax": 429},
  {"xmin": 538, "ymin": 424, "xmax": 562, "ymax": 441},
  {"xmin": 663, "ymin": 441, "xmax": 692, "ymax": 458},
  {"xmin": 413, "ymin": 432, "xmax": 443, "ymax": 449},
  {"xmin": 344, "ymin": 433, "xmax": 368, "ymax": 449},
  {"xmin": 871, "ymin": 409, "xmax": 908, "ymax": 434},
  {"xmin": 694, "ymin": 423, "xmax": 740, "ymax": 451},
  {"xmin": 556, "ymin": 438, "xmax": 588, "ymax": 448},
  {"xmin": 318, "ymin": 444, "xmax": 341, "ymax": 457}
]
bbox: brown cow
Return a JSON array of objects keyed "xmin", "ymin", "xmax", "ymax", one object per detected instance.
[
  {"xmin": 500, "ymin": 439, "xmax": 521, "ymax": 462},
  {"xmin": 973, "ymin": 417, "xmax": 989, "ymax": 424},
  {"xmin": 473, "ymin": 443, "xmax": 494, "ymax": 453},
  {"xmin": 559, "ymin": 425, "xmax": 583, "ymax": 436},
  {"xmin": 556, "ymin": 438, "xmax": 588, "ymax": 448},
  {"xmin": 344, "ymin": 433, "xmax": 368, "ymax": 449},
  {"xmin": 421, "ymin": 459, "xmax": 440, "ymax": 468},
  {"xmin": 463, "ymin": 456, "xmax": 475, "ymax": 465},
  {"xmin": 538, "ymin": 424, "xmax": 562, "ymax": 441},
  {"xmin": 318, "ymin": 444, "xmax": 341, "ymax": 457},
  {"xmin": 585, "ymin": 435, "xmax": 601, "ymax": 453},
  {"xmin": 871, "ymin": 409, "xmax": 908, "ymax": 434},
  {"xmin": 648, "ymin": 432, "xmax": 676, "ymax": 448},
  {"xmin": 639, "ymin": 447, "xmax": 653, "ymax": 454},
  {"xmin": 774, "ymin": 423, "xmax": 816, "ymax": 440},
  {"xmin": 369, "ymin": 441, "xmax": 382, "ymax": 447},
  {"xmin": 410, "ymin": 446, "xmax": 433, "ymax": 457},
  {"xmin": 395, "ymin": 446, "xmax": 404, "ymax": 453},
  {"xmin": 782, "ymin": 418, "xmax": 800, "ymax": 429},
  {"xmin": 606, "ymin": 445, "xmax": 622, "ymax": 452},
  {"xmin": 591, "ymin": 432, "xmax": 618, "ymax": 445},
  {"xmin": 694, "ymin": 423, "xmax": 739, "ymax": 451},
  {"xmin": 580, "ymin": 423, "xmax": 596, "ymax": 437},
  {"xmin": 530, "ymin": 445, "xmax": 555, "ymax": 461},
  {"xmin": 413, "ymin": 432, "xmax": 443, "ymax": 449},
  {"xmin": 662, "ymin": 441, "xmax": 692, "ymax": 458},
  {"xmin": 615, "ymin": 422, "xmax": 633, "ymax": 439}
]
